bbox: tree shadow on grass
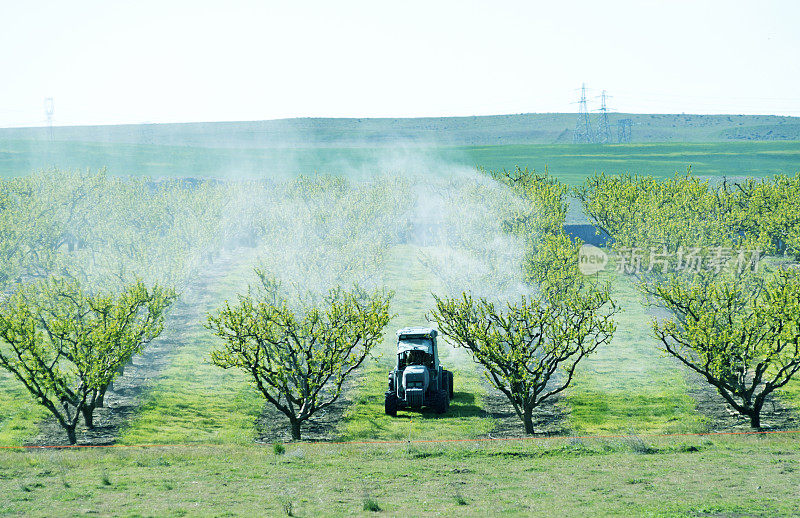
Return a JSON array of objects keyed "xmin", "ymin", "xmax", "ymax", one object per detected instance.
[{"xmin": 394, "ymin": 391, "xmax": 484, "ymax": 420}]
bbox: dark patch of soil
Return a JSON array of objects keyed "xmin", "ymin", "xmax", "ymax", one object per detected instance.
[
  {"xmin": 681, "ymin": 366, "xmax": 800, "ymax": 432},
  {"xmin": 25, "ymin": 251, "xmax": 242, "ymax": 446},
  {"xmin": 254, "ymin": 376, "xmax": 360, "ymax": 443},
  {"xmin": 646, "ymin": 304, "xmax": 800, "ymax": 432},
  {"xmin": 477, "ymin": 381, "xmax": 570, "ymax": 439}
]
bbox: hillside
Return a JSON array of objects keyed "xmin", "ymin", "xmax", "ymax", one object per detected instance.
[{"xmin": 2, "ymin": 113, "xmax": 799, "ymax": 148}]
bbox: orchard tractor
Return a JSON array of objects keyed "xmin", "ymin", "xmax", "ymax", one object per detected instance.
[{"xmin": 385, "ymin": 327, "xmax": 453, "ymax": 416}]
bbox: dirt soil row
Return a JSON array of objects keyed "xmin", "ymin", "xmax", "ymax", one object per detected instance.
[
  {"xmin": 26, "ymin": 252, "xmax": 241, "ymax": 446},
  {"xmin": 681, "ymin": 366, "xmax": 800, "ymax": 432}
]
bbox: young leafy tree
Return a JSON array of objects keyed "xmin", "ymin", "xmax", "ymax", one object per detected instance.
[
  {"xmin": 430, "ymin": 236, "xmax": 617, "ymax": 434},
  {"xmin": 431, "ymin": 289, "xmax": 616, "ymax": 434},
  {"xmin": 577, "ymin": 170, "xmax": 800, "ymax": 427},
  {"xmin": 645, "ymin": 267, "xmax": 800, "ymax": 429},
  {"xmin": 483, "ymin": 166, "xmax": 568, "ymax": 236},
  {"xmin": 0, "ymin": 278, "xmax": 175, "ymax": 443},
  {"xmin": 44, "ymin": 278, "xmax": 176, "ymax": 426},
  {"xmin": 0, "ymin": 171, "xmax": 105, "ymax": 289},
  {"xmin": 726, "ymin": 173, "xmax": 800, "ymax": 259},
  {"xmin": 207, "ymin": 275, "xmax": 393, "ymax": 440},
  {"xmin": 575, "ymin": 171, "xmax": 800, "ymax": 264},
  {"xmin": 575, "ymin": 171, "xmax": 737, "ymax": 253}
]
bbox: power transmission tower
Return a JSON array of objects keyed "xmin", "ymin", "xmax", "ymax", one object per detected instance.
[
  {"xmin": 44, "ymin": 97, "xmax": 54, "ymax": 141},
  {"xmin": 617, "ymin": 118, "xmax": 632, "ymax": 143},
  {"xmin": 572, "ymin": 83, "xmax": 594, "ymax": 143},
  {"xmin": 595, "ymin": 90, "xmax": 612, "ymax": 144}
]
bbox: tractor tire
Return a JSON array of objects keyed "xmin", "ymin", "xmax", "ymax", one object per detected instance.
[
  {"xmin": 446, "ymin": 371, "xmax": 454, "ymax": 400},
  {"xmin": 431, "ymin": 389, "xmax": 449, "ymax": 415},
  {"xmin": 384, "ymin": 393, "xmax": 398, "ymax": 417}
]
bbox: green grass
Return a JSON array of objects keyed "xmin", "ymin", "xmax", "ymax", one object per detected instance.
[
  {"xmin": 1, "ymin": 435, "xmax": 798, "ymax": 516},
  {"xmin": 463, "ymin": 141, "xmax": 800, "ymax": 185},
  {"xmin": 118, "ymin": 251, "xmax": 265, "ymax": 445},
  {"xmin": 781, "ymin": 377, "xmax": 800, "ymax": 415},
  {"xmin": 2, "ymin": 140, "xmax": 798, "ymax": 186},
  {"xmin": 339, "ymin": 244, "xmax": 495, "ymax": 442},
  {"xmin": 0, "ymin": 375, "xmax": 49, "ymax": 446},
  {"xmin": 565, "ymin": 272, "xmax": 707, "ymax": 435}
]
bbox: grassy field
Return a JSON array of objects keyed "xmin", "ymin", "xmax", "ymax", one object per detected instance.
[
  {"xmin": 462, "ymin": 141, "xmax": 800, "ymax": 185},
  {"xmin": 1, "ymin": 140, "xmax": 798, "ymax": 184},
  {"xmin": 0, "ymin": 379, "xmax": 49, "ymax": 447},
  {"xmin": 1, "ymin": 435, "xmax": 799, "ymax": 516},
  {"xmin": 565, "ymin": 273, "xmax": 708, "ymax": 435},
  {"xmin": 118, "ymin": 249, "xmax": 265, "ymax": 446}
]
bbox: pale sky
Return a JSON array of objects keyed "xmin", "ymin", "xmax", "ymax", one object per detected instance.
[{"xmin": 1, "ymin": 0, "xmax": 799, "ymax": 127}]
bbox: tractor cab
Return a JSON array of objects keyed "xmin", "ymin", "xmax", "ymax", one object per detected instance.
[{"xmin": 397, "ymin": 332, "xmax": 437, "ymax": 370}]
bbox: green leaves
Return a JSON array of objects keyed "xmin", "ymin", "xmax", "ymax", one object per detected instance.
[
  {"xmin": 420, "ymin": 167, "xmax": 617, "ymax": 435},
  {"xmin": 577, "ymin": 171, "xmax": 800, "ymax": 266},
  {"xmin": 577, "ymin": 169, "xmax": 800, "ymax": 427},
  {"xmin": 0, "ymin": 278, "xmax": 175, "ymax": 443},
  {"xmin": 483, "ymin": 166, "xmax": 568, "ymax": 237},
  {"xmin": 430, "ymin": 269, "xmax": 617, "ymax": 434},
  {"xmin": 207, "ymin": 276, "xmax": 393, "ymax": 439},
  {"xmin": 646, "ymin": 264, "xmax": 800, "ymax": 428}
]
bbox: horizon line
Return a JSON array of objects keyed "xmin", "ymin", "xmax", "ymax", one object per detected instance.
[{"xmin": 1, "ymin": 111, "xmax": 799, "ymax": 131}]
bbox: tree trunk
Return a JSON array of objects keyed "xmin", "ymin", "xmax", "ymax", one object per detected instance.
[
  {"xmin": 66, "ymin": 425, "xmax": 77, "ymax": 445},
  {"xmin": 82, "ymin": 406, "xmax": 95, "ymax": 429},
  {"xmin": 97, "ymin": 386, "xmax": 107, "ymax": 408},
  {"xmin": 290, "ymin": 419, "xmax": 302, "ymax": 440},
  {"xmin": 749, "ymin": 404, "xmax": 762, "ymax": 429},
  {"xmin": 522, "ymin": 407, "xmax": 535, "ymax": 435}
]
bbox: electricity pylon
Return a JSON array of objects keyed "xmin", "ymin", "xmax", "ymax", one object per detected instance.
[
  {"xmin": 572, "ymin": 83, "xmax": 594, "ymax": 143},
  {"xmin": 617, "ymin": 118, "xmax": 632, "ymax": 143},
  {"xmin": 595, "ymin": 90, "xmax": 612, "ymax": 144}
]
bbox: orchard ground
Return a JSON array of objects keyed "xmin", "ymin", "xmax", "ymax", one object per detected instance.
[
  {"xmin": 1, "ymin": 434, "xmax": 799, "ymax": 516},
  {"xmin": 1, "ymin": 137, "xmax": 800, "ymax": 515}
]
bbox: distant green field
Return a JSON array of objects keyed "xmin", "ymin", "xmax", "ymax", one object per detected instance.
[
  {"xmin": 462, "ymin": 141, "xmax": 800, "ymax": 185},
  {"xmin": 1, "ymin": 139, "xmax": 798, "ymax": 184}
]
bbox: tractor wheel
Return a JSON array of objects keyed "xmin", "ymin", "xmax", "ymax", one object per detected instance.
[
  {"xmin": 384, "ymin": 393, "xmax": 398, "ymax": 417},
  {"xmin": 432, "ymin": 389, "xmax": 449, "ymax": 415},
  {"xmin": 447, "ymin": 371, "xmax": 454, "ymax": 400}
]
